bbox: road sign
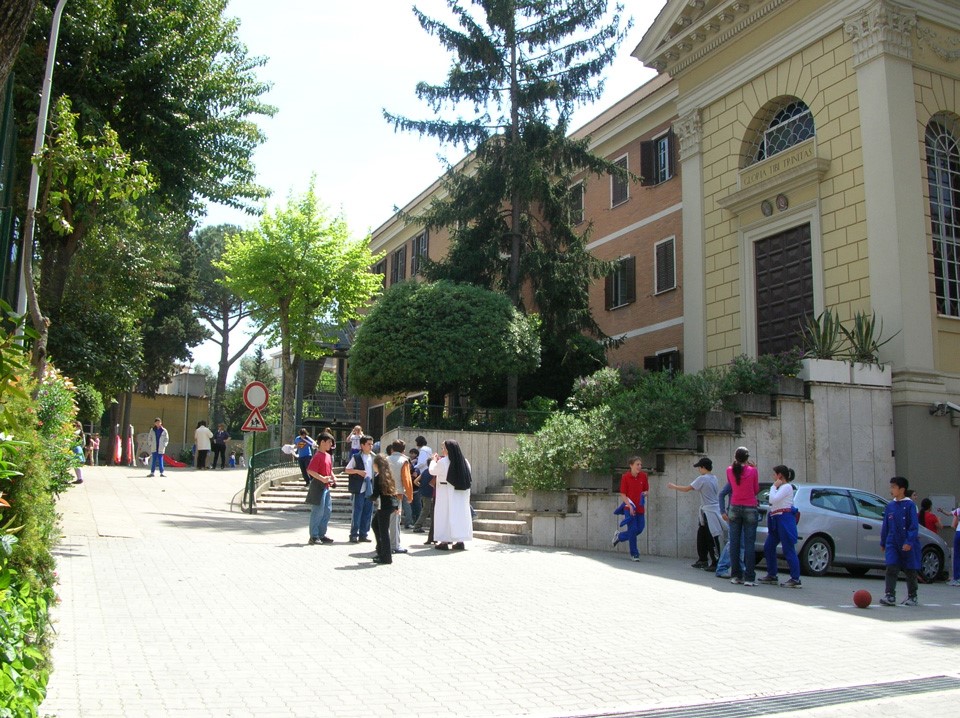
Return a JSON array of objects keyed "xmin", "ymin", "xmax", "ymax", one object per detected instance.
[
  {"xmin": 243, "ymin": 381, "xmax": 269, "ymax": 410},
  {"xmin": 241, "ymin": 407, "xmax": 268, "ymax": 432}
]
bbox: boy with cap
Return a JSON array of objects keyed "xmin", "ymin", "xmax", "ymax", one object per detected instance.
[{"xmin": 668, "ymin": 457, "xmax": 723, "ymax": 570}]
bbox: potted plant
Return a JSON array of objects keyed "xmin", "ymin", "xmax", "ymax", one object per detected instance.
[
  {"xmin": 842, "ymin": 311, "xmax": 897, "ymax": 386},
  {"xmin": 720, "ymin": 355, "xmax": 773, "ymax": 414},
  {"xmin": 759, "ymin": 349, "xmax": 805, "ymax": 397},
  {"xmin": 798, "ymin": 309, "xmax": 850, "ymax": 383}
]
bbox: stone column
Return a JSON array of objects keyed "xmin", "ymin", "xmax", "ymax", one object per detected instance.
[
  {"xmin": 674, "ymin": 108, "xmax": 705, "ymax": 371},
  {"xmin": 845, "ymin": 0, "xmax": 932, "ymax": 372}
]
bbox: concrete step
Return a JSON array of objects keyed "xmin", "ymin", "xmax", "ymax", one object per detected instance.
[
  {"xmin": 477, "ymin": 491, "xmax": 516, "ymax": 501},
  {"xmin": 472, "ymin": 500, "xmax": 517, "ymax": 511},
  {"xmin": 474, "ymin": 530, "xmax": 531, "ymax": 545},
  {"xmin": 472, "ymin": 519, "xmax": 529, "ymax": 535},
  {"xmin": 474, "ymin": 509, "xmax": 519, "ymax": 520}
]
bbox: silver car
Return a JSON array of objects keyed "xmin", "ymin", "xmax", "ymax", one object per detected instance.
[{"xmin": 755, "ymin": 484, "xmax": 949, "ymax": 582}]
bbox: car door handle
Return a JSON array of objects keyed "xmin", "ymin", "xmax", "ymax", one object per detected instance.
[{"xmin": 862, "ymin": 524, "xmax": 873, "ymax": 530}]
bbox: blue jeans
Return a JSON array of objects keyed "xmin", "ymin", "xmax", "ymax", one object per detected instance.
[
  {"xmin": 150, "ymin": 452, "xmax": 165, "ymax": 475},
  {"xmin": 614, "ymin": 503, "xmax": 646, "ymax": 558},
  {"xmin": 350, "ymin": 494, "xmax": 373, "ymax": 540},
  {"xmin": 728, "ymin": 505, "xmax": 758, "ymax": 582},
  {"xmin": 763, "ymin": 512, "xmax": 800, "ymax": 581},
  {"xmin": 309, "ymin": 490, "xmax": 332, "ymax": 540}
]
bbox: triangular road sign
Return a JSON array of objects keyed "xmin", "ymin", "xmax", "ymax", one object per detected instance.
[{"xmin": 241, "ymin": 408, "xmax": 268, "ymax": 432}]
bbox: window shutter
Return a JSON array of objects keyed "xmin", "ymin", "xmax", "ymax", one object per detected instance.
[
  {"xmin": 624, "ymin": 256, "xmax": 636, "ymax": 304},
  {"xmin": 656, "ymin": 239, "xmax": 676, "ymax": 293},
  {"xmin": 639, "ymin": 140, "xmax": 655, "ymax": 186},
  {"xmin": 666, "ymin": 130, "xmax": 676, "ymax": 180},
  {"xmin": 643, "ymin": 355, "xmax": 658, "ymax": 372},
  {"xmin": 604, "ymin": 272, "xmax": 613, "ymax": 310},
  {"xmin": 611, "ymin": 156, "xmax": 629, "ymax": 205}
]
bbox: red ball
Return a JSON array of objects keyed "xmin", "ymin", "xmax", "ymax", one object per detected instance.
[{"xmin": 853, "ymin": 589, "xmax": 872, "ymax": 609}]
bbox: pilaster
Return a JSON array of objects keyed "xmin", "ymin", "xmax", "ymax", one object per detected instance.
[{"xmin": 674, "ymin": 109, "xmax": 706, "ymax": 371}]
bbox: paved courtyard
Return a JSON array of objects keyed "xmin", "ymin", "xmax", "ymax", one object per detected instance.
[{"xmin": 42, "ymin": 465, "xmax": 960, "ymax": 717}]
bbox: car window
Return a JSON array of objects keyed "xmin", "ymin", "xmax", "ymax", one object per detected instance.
[
  {"xmin": 809, "ymin": 488, "xmax": 855, "ymax": 515},
  {"xmin": 757, "ymin": 486, "xmax": 771, "ymax": 504},
  {"xmin": 850, "ymin": 490, "xmax": 887, "ymax": 520}
]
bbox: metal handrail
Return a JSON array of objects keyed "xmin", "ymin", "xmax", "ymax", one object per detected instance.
[
  {"xmin": 384, "ymin": 404, "xmax": 552, "ymax": 434},
  {"xmin": 241, "ymin": 445, "xmax": 300, "ymax": 514}
]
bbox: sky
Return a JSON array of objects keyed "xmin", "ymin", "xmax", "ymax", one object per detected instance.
[{"xmin": 190, "ymin": 0, "xmax": 667, "ymax": 371}]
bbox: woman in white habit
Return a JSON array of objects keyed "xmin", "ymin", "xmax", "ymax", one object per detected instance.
[{"xmin": 429, "ymin": 439, "xmax": 473, "ymax": 550}]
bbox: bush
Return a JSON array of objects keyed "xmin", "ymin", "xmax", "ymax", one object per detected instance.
[
  {"xmin": 0, "ymin": 315, "xmax": 75, "ymax": 717},
  {"xmin": 607, "ymin": 371, "xmax": 719, "ymax": 454},
  {"xmin": 565, "ymin": 367, "xmax": 625, "ymax": 413},
  {"xmin": 502, "ymin": 409, "xmax": 613, "ymax": 493},
  {"xmin": 74, "ymin": 381, "xmax": 105, "ymax": 426}
]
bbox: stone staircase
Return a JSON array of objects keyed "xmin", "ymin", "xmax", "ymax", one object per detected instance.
[
  {"xmin": 471, "ymin": 480, "xmax": 531, "ymax": 545},
  {"xmin": 256, "ymin": 473, "xmax": 534, "ymax": 546},
  {"xmin": 255, "ymin": 470, "xmax": 354, "ymax": 516}
]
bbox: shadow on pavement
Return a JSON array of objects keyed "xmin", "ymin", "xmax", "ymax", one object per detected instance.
[{"xmin": 912, "ymin": 626, "xmax": 960, "ymax": 647}]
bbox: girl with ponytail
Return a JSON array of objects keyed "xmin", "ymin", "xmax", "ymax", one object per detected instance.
[
  {"xmin": 726, "ymin": 447, "xmax": 760, "ymax": 585},
  {"xmin": 758, "ymin": 464, "xmax": 802, "ymax": 588}
]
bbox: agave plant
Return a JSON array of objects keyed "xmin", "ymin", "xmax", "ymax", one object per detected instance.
[
  {"xmin": 842, "ymin": 311, "xmax": 899, "ymax": 366},
  {"xmin": 799, "ymin": 308, "xmax": 845, "ymax": 360}
]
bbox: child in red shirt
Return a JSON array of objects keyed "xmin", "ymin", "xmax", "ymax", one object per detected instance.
[{"xmin": 613, "ymin": 457, "xmax": 649, "ymax": 561}]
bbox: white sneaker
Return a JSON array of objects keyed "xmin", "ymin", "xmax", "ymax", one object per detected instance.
[{"xmin": 948, "ymin": 579, "xmax": 960, "ymax": 587}]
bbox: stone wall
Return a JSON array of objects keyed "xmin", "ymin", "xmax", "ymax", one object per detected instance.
[
  {"xmin": 531, "ymin": 383, "xmax": 896, "ymax": 559},
  {"xmin": 378, "ymin": 427, "xmax": 520, "ymax": 496}
]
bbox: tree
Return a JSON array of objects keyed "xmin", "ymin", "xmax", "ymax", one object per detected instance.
[
  {"xmin": 349, "ymin": 280, "xmax": 540, "ymax": 402},
  {"xmin": 16, "ymin": 0, "xmax": 274, "ymax": 215},
  {"xmin": 385, "ymin": 0, "xmax": 631, "ymax": 406},
  {"xmin": 0, "ymin": 0, "xmax": 37, "ymax": 89},
  {"xmin": 193, "ymin": 224, "xmax": 264, "ymax": 425},
  {"xmin": 218, "ymin": 182, "xmax": 383, "ymax": 440},
  {"xmin": 14, "ymin": 0, "xmax": 274, "ymax": 379},
  {"xmin": 23, "ymin": 95, "xmax": 154, "ymax": 378}
]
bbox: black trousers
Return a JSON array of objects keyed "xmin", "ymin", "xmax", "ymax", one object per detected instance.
[
  {"xmin": 372, "ymin": 506, "xmax": 393, "ymax": 563},
  {"xmin": 697, "ymin": 522, "xmax": 721, "ymax": 564},
  {"xmin": 196, "ymin": 449, "xmax": 209, "ymax": 469},
  {"xmin": 211, "ymin": 444, "xmax": 226, "ymax": 469}
]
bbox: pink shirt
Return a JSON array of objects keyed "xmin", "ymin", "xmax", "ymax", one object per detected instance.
[{"xmin": 726, "ymin": 464, "xmax": 759, "ymax": 507}]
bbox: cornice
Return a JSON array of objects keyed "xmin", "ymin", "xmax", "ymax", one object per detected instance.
[
  {"xmin": 844, "ymin": 0, "xmax": 917, "ymax": 67},
  {"xmin": 635, "ymin": 0, "xmax": 791, "ymax": 77}
]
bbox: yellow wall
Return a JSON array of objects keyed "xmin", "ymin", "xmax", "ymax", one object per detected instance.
[{"xmin": 699, "ymin": 27, "xmax": 867, "ymax": 366}]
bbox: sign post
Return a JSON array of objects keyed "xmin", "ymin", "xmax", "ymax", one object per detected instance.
[{"xmin": 241, "ymin": 381, "xmax": 269, "ymax": 513}]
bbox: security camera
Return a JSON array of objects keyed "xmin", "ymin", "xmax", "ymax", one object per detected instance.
[
  {"xmin": 930, "ymin": 401, "xmax": 960, "ymax": 416},
  {"xmin": 946, "ymin": 401, "xmax": 960, "ymax": 413}
]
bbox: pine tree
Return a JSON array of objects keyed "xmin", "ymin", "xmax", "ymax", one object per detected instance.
[{"xmin": 385, "ymin": 0, "xmax": 632, "ymax": 406}]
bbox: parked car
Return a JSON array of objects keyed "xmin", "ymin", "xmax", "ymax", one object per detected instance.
[{"xmin": 754, "ymin": 484, "xmax": 948, "ymax": 582}]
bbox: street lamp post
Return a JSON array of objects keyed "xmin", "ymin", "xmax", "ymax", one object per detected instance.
[{"xmin": 18, "ymin": 0, "xmax": 70, "ymax": 316}]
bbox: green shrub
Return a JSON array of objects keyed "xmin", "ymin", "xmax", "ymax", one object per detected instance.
[
  {"xmin": 502, "ymin": 409, "xmax": 612, "ymax": 493},
  {"xmin": 608, "ymin": 371, "xmax": 718, "ymax": 453},
  {"xmin": 0, "ymin": 312, "xmax": 73, "ymax": 717},
  {"xmin": 565, "ymin": 367, "xmax": 625, "ymax": 413},
  {"xmin": 74, "ymin": 381, "xmax": 105, "ymax": 426}
]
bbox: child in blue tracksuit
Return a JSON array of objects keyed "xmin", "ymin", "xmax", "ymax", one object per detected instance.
[{"xmin": 879, "ymin": 476, "xmax": 921, "ymax": 607}]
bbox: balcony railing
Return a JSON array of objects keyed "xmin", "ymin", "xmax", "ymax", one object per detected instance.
[{"xmin": 385, "ymin": 404, "xmax": 551, "ymax": 434}]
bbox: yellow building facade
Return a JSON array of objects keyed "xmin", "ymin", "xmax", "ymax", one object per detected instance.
[{"xmin": 636, "ymin": 0, "xmax": 960, "ymax": 490}]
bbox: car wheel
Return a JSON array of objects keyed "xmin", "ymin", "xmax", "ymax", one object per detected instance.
[
  {"xmin": 800, "ymin": 536, "xmax": 832, "ymax": 577},
  {"xmin": 845, "ymin": 566, "xmax": 871, "ymax": 578},
  {"xmin": 920, "ymin": 546, "xmax": 943, "ymax": 583}
]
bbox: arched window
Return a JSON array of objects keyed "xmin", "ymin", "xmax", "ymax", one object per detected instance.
[
  {"xmin": 744, "ymin": 98, "xmax": 815, "ymax": 166},
  {"xmin": 926, "ymin": 115, "xmax": 960, "ymax": 318}
]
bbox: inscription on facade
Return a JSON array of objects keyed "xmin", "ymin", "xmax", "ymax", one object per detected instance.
[{"xmin": 740, "ymin": 143, "xmax": 815, "ymax": 188}]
